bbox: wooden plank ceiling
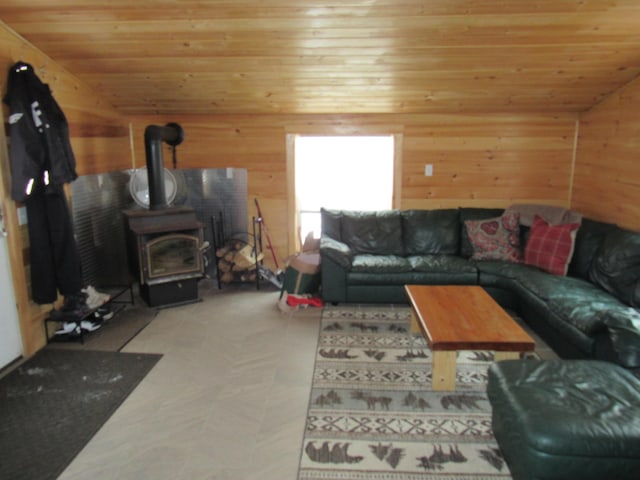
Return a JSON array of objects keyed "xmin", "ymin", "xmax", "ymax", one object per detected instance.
[{"xmin": 1, "ymin": 0, "xmax": 640, "ymax": 115}]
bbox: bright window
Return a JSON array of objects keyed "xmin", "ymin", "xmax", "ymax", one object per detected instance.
[{"xmin": 294, "ymin": 135, "xmax": 395, "ymax": 238}]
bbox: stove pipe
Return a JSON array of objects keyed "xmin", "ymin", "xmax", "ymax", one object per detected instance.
[{"xmin": 143, "ymin": 123, "xmax": 184, "ymax": 210}]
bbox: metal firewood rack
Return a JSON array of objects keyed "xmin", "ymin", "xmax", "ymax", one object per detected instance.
[{"xmin": 211, "ymin": 212, "xmax": 264, "ymax": 290}]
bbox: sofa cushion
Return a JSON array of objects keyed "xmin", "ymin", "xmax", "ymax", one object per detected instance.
[
  {"xmin": 320, "ymin": 208, "xmax": 343, "ymax": 241},
  {"xmin": 340, "ymin": 210, "xmax": 404, "ymax": 256},
  {"xmin": 590, "ymin": 228, "xmax": 640, "ymax": 308},
  {"xmin": 459, "ymin": 208, "xmax": 505, "ymax": 258},
  {"xmin": 547, "ymin": 297, "xmax": 623, "ymax": 336},
  {"xmin": 320, "ymin": 236, "xmax": 353, "ymax": 269},
  {"xmin": 401, "ymin": 209, "xmax": 460, "ymax": 255},
  {"xmin": 524, "ymin": 215, "xmax": 580, "ymax": 276},
  {"xmin": 568, "ymin": 218, "xmax": 618, "ymax": 280},
  {"xmin": 525, "ymin": 274, "xmax": 612, "ymax": 303},
  {"xmin": 351, "ymin": 254, "xmax": 412, "ymax": 273},
  {"xmin": 478, "ymin": 258, "xmax": 627, "ymax": 338},
  {"xmin": 604, "ymin": 308, "xmax": 640, "ymax": 368},
  {"xmin": 487, "ymin": 360, "xmax": 640, "ymax": 480},
  {"xmin": 407, "ymin": 255, "xmax": 477, "ymax": 274},
  {"xmin": 475, "ymin": 260, "xmax": 542, "ymax": 281},
  {"xmin": 465, "ymin": 211, "xmax": 523, "ymax": 262}
]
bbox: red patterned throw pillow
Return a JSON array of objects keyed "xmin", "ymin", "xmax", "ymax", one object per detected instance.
[
  {"xmin": 524, "ymin": 215, "xmax": 580, "ymax": 276},
  {"xmin": 465, "ymin": 212, "xmax": 523, "ymax": 262}
]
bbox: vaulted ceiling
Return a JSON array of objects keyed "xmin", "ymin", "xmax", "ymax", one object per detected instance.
[{"xmin": 2, "ymin": 1, "xmax": 640, "ymax": 115}]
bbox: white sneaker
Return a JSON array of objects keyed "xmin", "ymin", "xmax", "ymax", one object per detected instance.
[
  {"xmin": 55, "ymin": 322, "xmax": 78, "ymax": 335},
  {"xmin": 82, "ymin": 285, "xmax": 111, "ymax": 309},
  {"xmin": 93, "ymin": 306, "xmax": 114, "ymax": 321},
  {"xmin": 80, "ymin": 319, "xmax": 102, "ymax": 332}
]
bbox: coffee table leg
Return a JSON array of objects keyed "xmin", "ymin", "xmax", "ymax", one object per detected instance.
[
  {"xmin": 494, "ymin": 351, "xmax": 521, "ymax": 361},
  {"xmin": 432, "ymin": 350, "xmax": 457, "ymax": 391},
  {"xmin": 410, "ymin": 309, "xmax": 420, "ymax": 335}
]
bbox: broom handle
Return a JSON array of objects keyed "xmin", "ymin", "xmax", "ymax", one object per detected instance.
[{"xmin": 255, "ymin": 198, "xmax": 280, "ymax": 270}]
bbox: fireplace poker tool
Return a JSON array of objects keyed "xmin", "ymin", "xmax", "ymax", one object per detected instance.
[{"xmin": 254, "ymin": 198, "xmax": 283, "ymax": 289}]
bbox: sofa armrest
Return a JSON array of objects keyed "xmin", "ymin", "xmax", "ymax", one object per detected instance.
[
  {"xmin": 320, "ymin": 236, "xmax": 353, "ymax": 269},
  {"xmin": 604, "ymin": 308, "xmax": 640, "ymax": 368}
]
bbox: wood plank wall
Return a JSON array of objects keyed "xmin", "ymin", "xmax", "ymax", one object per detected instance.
[
  {"xmin": 0, "ymin": 24, "xmax": 131, "ymax": 355},
  {"xmin": 572, "ymin": 76, "xmax": 640, "ymax": 231},
  {"xmin": 130, "ymin": 113, "xmax": 577, "ymax": 267},
  {"xmin": 3, "ymin": 19, "xmax": 636, "ymax": 358}
]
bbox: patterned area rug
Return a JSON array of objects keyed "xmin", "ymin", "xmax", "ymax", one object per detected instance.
[{"xmin": 298, "ymin": 305, "xmax": 513, "ymax": 480}]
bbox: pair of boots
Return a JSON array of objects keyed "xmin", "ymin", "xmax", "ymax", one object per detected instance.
[{"xmin": 52, "ymin": 291, "xmax": 102, "ymax": 335}]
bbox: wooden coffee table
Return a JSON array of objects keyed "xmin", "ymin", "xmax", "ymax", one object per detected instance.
[{"xmin": 404, "ymin": 285, "xmax": 535, "ymax": 391}]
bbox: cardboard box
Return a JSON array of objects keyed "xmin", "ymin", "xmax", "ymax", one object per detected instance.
[{"xmin": 280, "ymin": 252, "xmax": 321, "ymax": 297}]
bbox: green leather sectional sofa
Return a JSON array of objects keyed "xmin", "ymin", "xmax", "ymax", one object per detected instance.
[{"xmin": 319, "ymin": 207, "xmax": 640, "ymax": 368}]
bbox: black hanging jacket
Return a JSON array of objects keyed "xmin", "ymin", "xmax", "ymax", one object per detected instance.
[{"xmin": 3, "ymin": 61, "xmax": 77, "ymax": 201}]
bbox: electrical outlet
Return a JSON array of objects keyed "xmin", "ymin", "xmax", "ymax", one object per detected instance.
[{"xmin": 424, "ymin": 164, "xmax": 433, "ymax": 176}]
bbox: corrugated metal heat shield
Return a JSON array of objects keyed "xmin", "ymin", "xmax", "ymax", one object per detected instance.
[{"xmin": 70, "ymin": 168, "xmax": 248, "ymax": 287}]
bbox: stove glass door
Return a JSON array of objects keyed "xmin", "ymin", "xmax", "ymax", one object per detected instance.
[{"xmin": 146, "ymin": 234, "xmax": 201, "ymax": 278}]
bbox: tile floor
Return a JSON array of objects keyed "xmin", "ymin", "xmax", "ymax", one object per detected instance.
[{"xmin": 58, "ymin": 281, "xmax": 322, "ymax": 480}]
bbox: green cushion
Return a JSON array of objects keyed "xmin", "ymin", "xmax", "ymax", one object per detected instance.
[
  {"xmin": 568, "ymin": 218, "xmax": 617, "ymax": 280},
  {"xmin": 590, "ymin": 228, "xmax": 640, "ymax": 307},
  {"xmin": 320, "ymin": 208, "xmax": 343, "ymax": 241},
  {"xmin": 401, "ymin": 209, "xmax": 460, "ymax": 255},
  {"xmin": 351, "ymin": 254, "xmax": 411, "ymax": 273},
  {"xmin": 341, "ymin": 210, "xmax": 404, "ymax": 256},
  {"xmin": 320, "ymin": 236, "xmax": 353, "ymax": 269},
  {"xmin": 488, "ymin": 360, "xmax": 640, "ymax": 480},
  {"xmin": 407, "ymin": 254, "xmax": 476, "ymax": 274},
  {"xmin": 604, "ymin": 308, "xmax": 640, "ymax": 367},
  {"xmin": 547, "ymin": 297, "xmax": 624, "ymax": 335},
  {"xmin": 477, "ymin": 260, "xmax": 631, "ymax": 336},
  {"xmin": 474, "ymin": 260, "xmax": 543, "ymax": 282}
]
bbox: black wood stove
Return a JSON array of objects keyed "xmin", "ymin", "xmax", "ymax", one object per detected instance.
[{"xmin": 123, "ymin": 123, "xmax": 205, "ymax": 307}]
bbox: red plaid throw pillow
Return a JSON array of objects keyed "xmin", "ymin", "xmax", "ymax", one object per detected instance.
[{"xmin": 524, "ymin": 215, "xmax": 580, "ymax": 275}]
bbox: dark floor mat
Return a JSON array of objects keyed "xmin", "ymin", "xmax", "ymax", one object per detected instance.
[{"xmin": 0, "ymin": 349, "xmax": 162, "ymax": 480}]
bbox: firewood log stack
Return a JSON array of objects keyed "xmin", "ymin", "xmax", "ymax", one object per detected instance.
[{"xmin": 216, "ymin": 241, "xmax": 263, "ymax": 283}]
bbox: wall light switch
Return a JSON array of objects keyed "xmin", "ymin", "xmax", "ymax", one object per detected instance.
[{"xmin": 424, "ymin": 164, "xmax": 433, "ymax": 176}]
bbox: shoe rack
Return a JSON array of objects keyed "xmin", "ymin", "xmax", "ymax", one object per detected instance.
[{"xmin": 44, "ymin": 284, "xmax": 135, "ymax": 344}]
